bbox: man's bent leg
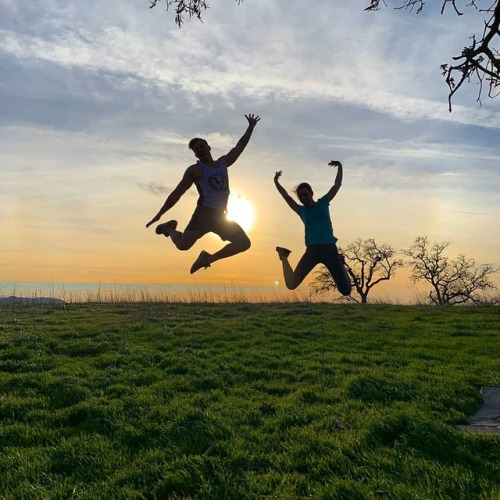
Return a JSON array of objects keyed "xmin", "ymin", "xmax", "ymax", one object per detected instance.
[
  {"xmin": 170, "ymin": 229, "xmax": 202, "ymax": 251},
  {"xmin": 208, "ymin": 232, "xmax": 251, "ymax": 265},
  {"xmin": 190, "ymin": 234, "xmax": 250, "ymax": 274},
  {"xmin": 156, "ymin": 220, "xmax": 178, "ymax": 237},
  {"xmin": 190, "ymin": 218, "xmax": 250, "ymax": 273}
]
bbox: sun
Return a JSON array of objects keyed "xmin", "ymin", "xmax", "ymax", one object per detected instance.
[{"xmin": 226, "ymin": 193, "xmax": 255, "ymax": 232}]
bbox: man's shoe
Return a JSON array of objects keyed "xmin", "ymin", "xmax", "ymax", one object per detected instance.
[
  {"xmin": 190, "ymin": 250, "xmax": 211, "ymax": 274},
  {"xmin": 155, "ymin": 220, "xmax": 178, "ymax": 237},
  {"xmin": 276, "ymin": 246, "xmax": 292, "ymax": 260}
]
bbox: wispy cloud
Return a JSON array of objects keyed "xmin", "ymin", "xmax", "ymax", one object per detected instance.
[
  {"xmin": 137, "ymin": 181, "xmax": 169, "ymax": 196},
  {"xmin": 2, "ymin": 2, "xmax": 499, "ymax": 129}
]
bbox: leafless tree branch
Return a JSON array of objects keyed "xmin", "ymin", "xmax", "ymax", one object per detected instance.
[
  {"xmin": 149, "ymin": 0, "xmax": 499, "ymax": 108},
  {"xmin": 149, "ymin": 0, "xmax": 209, "ymax": 27},
  {"xmin": 150, "ymin": 0, "xmax": 244, "ymax": 28},
  {"xmin": 366, "ymin": 0, "xmax": 500, "ymax": 110}
]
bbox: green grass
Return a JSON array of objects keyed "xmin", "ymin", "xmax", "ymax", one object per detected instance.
[{"xmin": 0, "ymin": 302, "xmax": 499, "ymax": 499}]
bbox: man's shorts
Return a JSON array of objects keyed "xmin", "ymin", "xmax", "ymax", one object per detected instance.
[{"xmin": 185, "ymin": 206, "xmax": 246, "ymax": 241}]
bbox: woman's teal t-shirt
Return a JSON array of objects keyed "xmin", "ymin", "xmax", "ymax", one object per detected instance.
[{"xmin": 297, "ymin": 195, "xmax": 337, "ymax": 246}]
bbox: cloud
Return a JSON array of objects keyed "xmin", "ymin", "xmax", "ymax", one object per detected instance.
[
  {"xmin": 1, "ymin": 1, "xmax": 499, "ymax": 130},
  {"xmin": 137, "ymin": 181, "xmax": 169, "ymax": 195}
]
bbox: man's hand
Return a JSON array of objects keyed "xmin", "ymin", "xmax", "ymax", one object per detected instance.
[
  {"xmin": 328, "ymin": 160, "xmax": 342, "ymax": 168},
  {"xmin": 146, "ymin": 214, "xmax": 161, "ymax": 228},
  {"xmin": 245, "ymin": 114, "xmax": 261, "ymax": 127}
]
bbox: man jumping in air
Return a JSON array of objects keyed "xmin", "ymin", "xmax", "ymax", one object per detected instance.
[{"xmin": 146, "ymin": 114, "xmax": 261, "ymax": 274}]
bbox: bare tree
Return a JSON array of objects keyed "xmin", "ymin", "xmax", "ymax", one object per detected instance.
[
  {"xmin": 365, "ymin": 0, "xmax": 500, "ymax": 111},
  {"xmin": 311, "ymin": 238, "xmax": 404, "ymax": 304},
  {"xmin": 149, "ymin": 0, "xmax": 499, "ymax": 109},
  {"xmin": 403, "ymin": 236, "xmax": 498, "ymax": 305}
]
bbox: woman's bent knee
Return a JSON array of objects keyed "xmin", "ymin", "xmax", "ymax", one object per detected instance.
[{"xmin": 285, "ymin": 279, "xmax": 299, "ymax": 290}]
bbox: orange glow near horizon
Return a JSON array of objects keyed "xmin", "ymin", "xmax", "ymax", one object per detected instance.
[{"xmin": 3, "ymin": 178, "xmax": 500, "ymax": 302}]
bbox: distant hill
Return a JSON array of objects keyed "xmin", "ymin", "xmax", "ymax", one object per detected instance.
[{"xmin": 0, "ymin": 296, "xmax": 65, "ymax": 305}]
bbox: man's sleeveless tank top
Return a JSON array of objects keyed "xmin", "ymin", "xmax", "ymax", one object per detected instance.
[{"xmin": 195, "ymin": 159, "xmax": 230, "ymax": 212}]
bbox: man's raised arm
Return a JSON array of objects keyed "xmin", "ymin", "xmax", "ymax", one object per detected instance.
[{"xmin": 224, "ymin": 114, "xmax": 261, "ymax": 167}]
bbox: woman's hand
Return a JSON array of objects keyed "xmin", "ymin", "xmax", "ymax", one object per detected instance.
[{"xmin": 328, "ymin": 160, "xmax": 342, "ymax": 168}]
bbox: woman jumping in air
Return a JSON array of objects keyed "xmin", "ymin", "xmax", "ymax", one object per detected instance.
[{"xmin": 273, "ymin": 161, "xmax": 351, "ymax": 296}]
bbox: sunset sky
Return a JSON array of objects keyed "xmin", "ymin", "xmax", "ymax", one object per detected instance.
[{"xmin": 1, "ymin": 0, "xmax": 499, "ymax": 300}]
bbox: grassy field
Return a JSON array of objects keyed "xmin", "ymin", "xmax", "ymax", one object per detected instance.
[{"xmin": 0, "ymin": 302, "xmax": 499, "ymax": 499}]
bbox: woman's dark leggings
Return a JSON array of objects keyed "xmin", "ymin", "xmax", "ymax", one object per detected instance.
[{"xmin": 285, "ymin": 243, "xmax": 351, "ymax": 295}]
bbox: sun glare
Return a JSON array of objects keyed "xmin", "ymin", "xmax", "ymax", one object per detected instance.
[{"xmin": 226, "ymin": 193, "xmax": 255, "ymax": 232}]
